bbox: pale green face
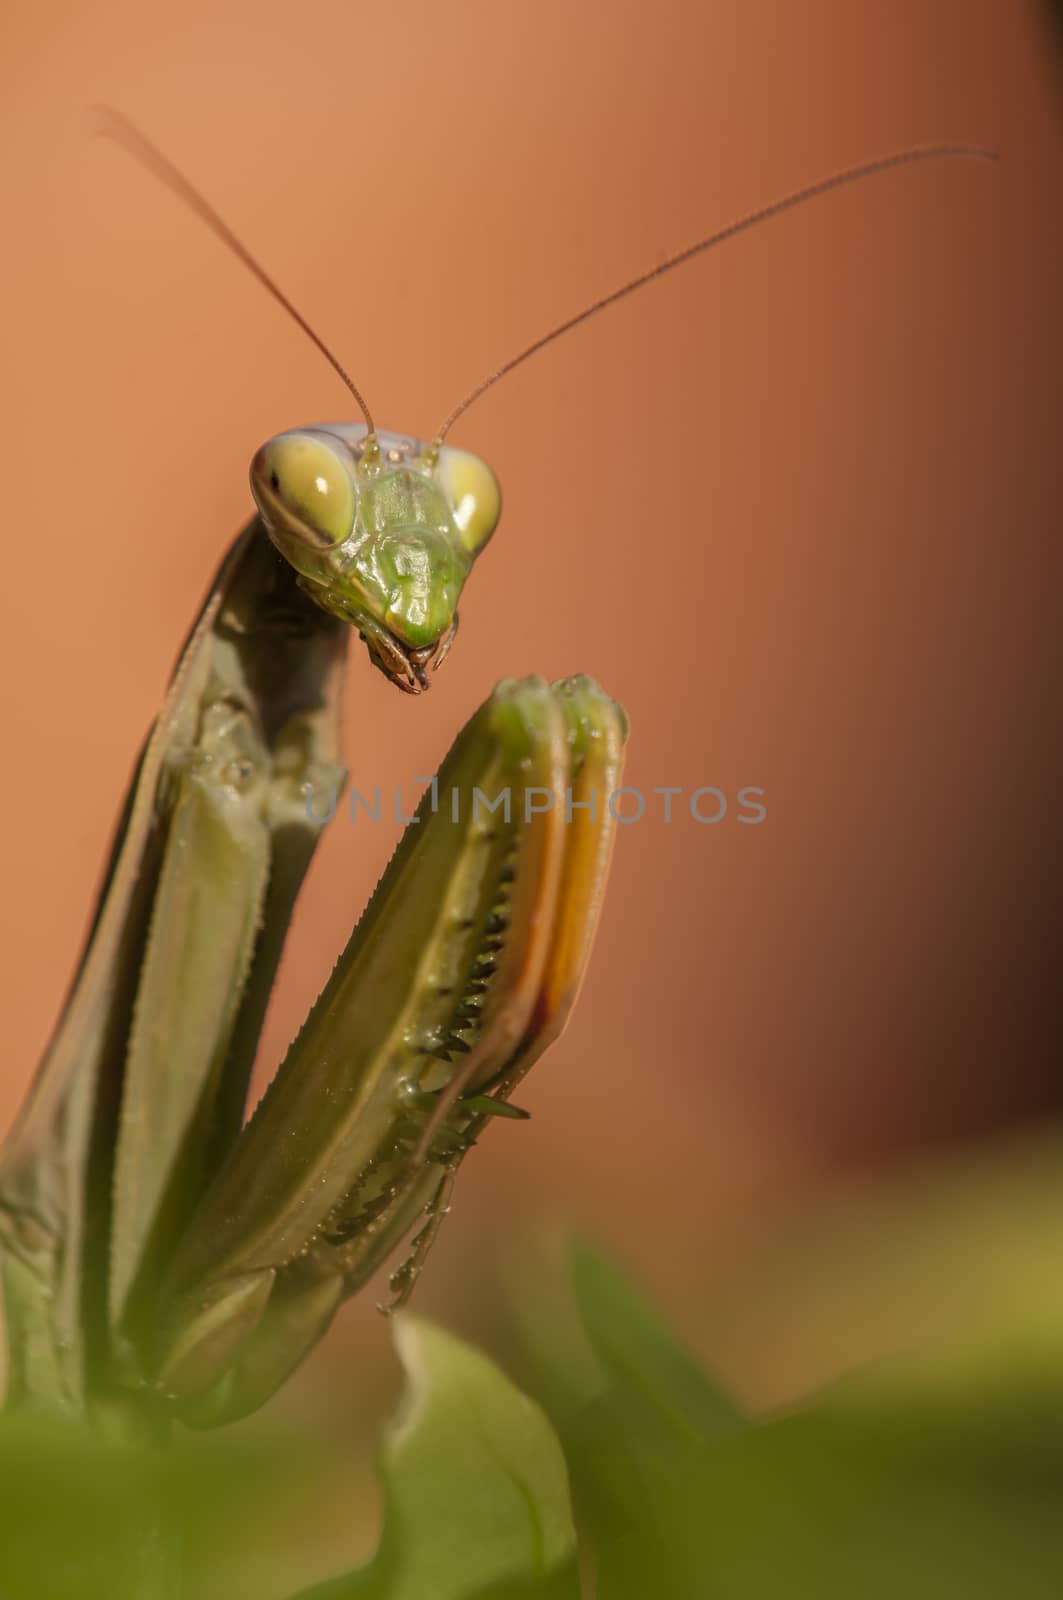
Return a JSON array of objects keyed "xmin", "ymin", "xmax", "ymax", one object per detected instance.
[{"xmin": 250, "ymin": 424, "xmax": 501, "ymax": 692}]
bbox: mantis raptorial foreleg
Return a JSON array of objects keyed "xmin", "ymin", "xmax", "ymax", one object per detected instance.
[{"xmin": 155, "ymin": 674, "xmax": 625, "ymax": 1426}]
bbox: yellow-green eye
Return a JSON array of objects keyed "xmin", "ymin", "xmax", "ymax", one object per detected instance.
[
  {"xmin": 251, "ymin": 432, "xmax": 355, "ymax": 547},
  {"xmin": 435, "ymin": 447, "xmax": 501, "ymax": 557}
]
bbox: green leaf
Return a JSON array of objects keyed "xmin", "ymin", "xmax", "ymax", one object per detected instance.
[
  {"xmin": 556, "ymin": 1239, "xmax": 1063, "ymax": 1597},
  {"xmin": 570, "ymin": 1239, "xmax": 743, "ymax": 1447},
  {"xmin": 534, "ymin": 1241, "xmax": 744, "ymax": 1589},
  {"xmin": 301, "ymin": 1317, "xmax": 578, "ymax": 1600},
  {"xmin": 592, "ymin": 1386, "xmax": 1063, "ymax": 1600},
  {"xmin": 0, "ymin": 1410, "xmax": 319, "ymax": 1600}
]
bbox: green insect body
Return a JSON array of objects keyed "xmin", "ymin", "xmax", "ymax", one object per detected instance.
[
  {"xmin": 0, "ymin": 446, "xmax": 625, "ymax": 1425},
  {"xmin": 0, "ymin": 118, "xmax": 992, "ymax": 1429}
]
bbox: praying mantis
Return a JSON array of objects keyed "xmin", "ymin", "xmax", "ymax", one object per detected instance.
[{"xmin": 0, "ymin": 117, "xmax": 994, "ymax": 1430}]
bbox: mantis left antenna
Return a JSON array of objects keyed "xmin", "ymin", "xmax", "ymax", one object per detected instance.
[
  {"xmin": 94, "ymin": 107, "xmax": 376, "ymax": 437},
  {"xmin": 434, "ymin": 142, "xmax": 997, "ymax": 444}
]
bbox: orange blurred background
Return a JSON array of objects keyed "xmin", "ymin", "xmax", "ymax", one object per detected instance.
[{"xmin": 1, "ymin": 0, "xmax": 1061, "ymax": 1494}]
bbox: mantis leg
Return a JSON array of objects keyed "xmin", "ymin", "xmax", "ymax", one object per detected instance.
[
  {"xmin": 155, "ymin": 677, "xmax": 626, "ymax": 1427},
  {"xmin": 0, "ymin": 525, "xmax": 347, "ymax": 1413}
]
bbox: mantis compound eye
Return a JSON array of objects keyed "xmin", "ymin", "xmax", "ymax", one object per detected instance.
[
  {"xmin": 251, "ymin": 430, "xmax": 356, "ymax": 548},
  {"xmin": 434, "ymin": 447, "xmax": 502, "ymax": 558}
]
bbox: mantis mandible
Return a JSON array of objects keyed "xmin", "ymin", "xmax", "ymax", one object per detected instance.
[{"xmin": 0, "ymin": 116, "xmax": 994, "ymax": 1429}]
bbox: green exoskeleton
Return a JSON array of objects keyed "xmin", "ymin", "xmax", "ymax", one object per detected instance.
[{"xmin": 0, "ymin": 116, "xmax": 994, "ymax": 1429}]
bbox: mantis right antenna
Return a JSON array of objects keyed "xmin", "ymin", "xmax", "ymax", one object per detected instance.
[{"xmin": 434, "ymin": 143, "xmax": 997, "ymax": 445}]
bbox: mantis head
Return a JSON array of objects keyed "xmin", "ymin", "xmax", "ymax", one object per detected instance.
[
  {"xmin": 99, "ymin": 109, "xmax": 995, "ymax": 696},
  {"xmin": 251, "ymin": 424, "xmax": 500, "ymax": 693}
]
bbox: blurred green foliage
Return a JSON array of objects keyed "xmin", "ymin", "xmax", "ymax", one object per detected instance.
[
  {"xmin": 0, "ymin": 1410, "xmax": 318, "ymax": 1598},
  {"xmin": 539, "ymin": 1241, "xmax": 1063, "ymax": 1599},
  {"xmin": 6, "ymin": 1219, "xmax": 1063, "ymax": 1597}
]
